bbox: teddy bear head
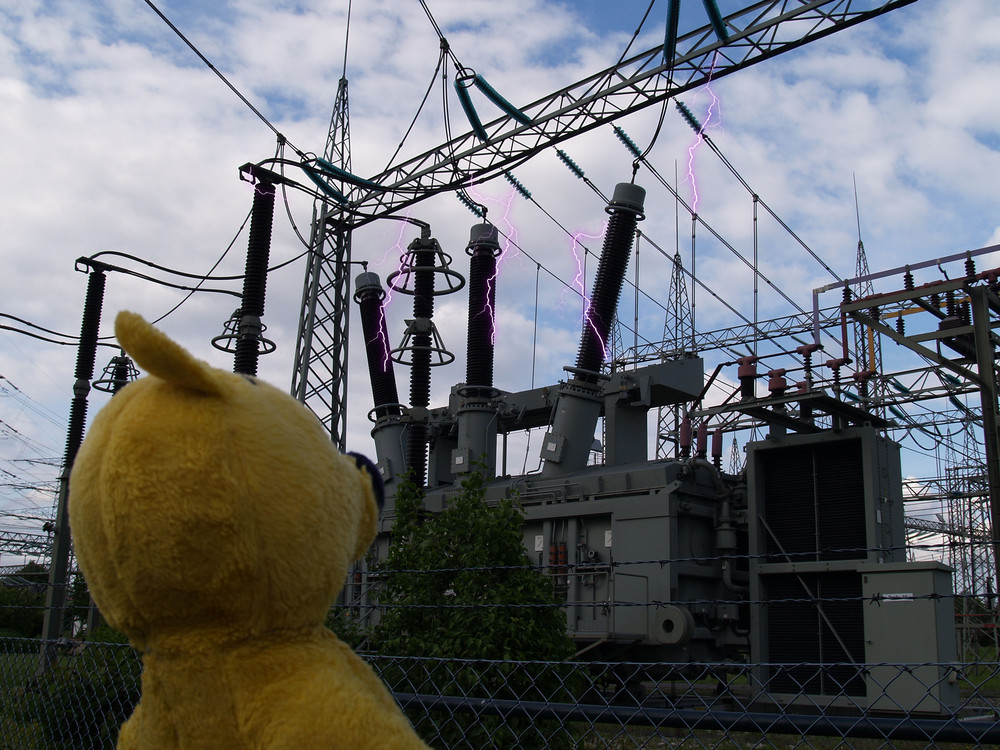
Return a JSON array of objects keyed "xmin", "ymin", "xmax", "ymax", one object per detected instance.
[{"xmin": 69, "ymin": 312, "xmax": 380, "ymax": 649}]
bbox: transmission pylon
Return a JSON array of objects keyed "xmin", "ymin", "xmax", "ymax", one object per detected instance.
[
  {"xmin": 656, "ymin": 249, "xmax": 693, "ymax": 458},
  {"xmin": 291, "ymin": 75, "xmax": 352, "ymax": 449},
  {"xmin": 943, "ymin": 417, "xmax": 994, "ymax": 659},
  {"xmin": 851, "ymin": 185, "xmax": 886, "ymax": 417}
]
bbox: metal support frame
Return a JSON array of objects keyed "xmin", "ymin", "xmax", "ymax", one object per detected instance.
[
  {"xmin": 843, "ymin": 277, "xmax": 1000, "ymax": 582},
  {"xmin": 291, "ymin": 77, "xmax": 352, "ymax": 449},
  {"xmin": 970, "ymin": 285, "xmax": 1000, "ymax": 575},
  {"xmin": 330, "ymin": 0, "xmax": 916, "ymax": 227},
  {"xmin": 288, "ymin": 2, "xmax": 917, "ymax": 441}
]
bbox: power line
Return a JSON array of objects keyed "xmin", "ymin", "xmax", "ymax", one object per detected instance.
[{"xmin": 141, "ymin": 0, "xmax": 305, "ymax": 157}]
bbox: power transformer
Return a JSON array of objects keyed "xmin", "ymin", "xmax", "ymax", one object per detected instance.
[{"xmin": 353, "ymin": 192, "xmax": 959, "ymax": 712}]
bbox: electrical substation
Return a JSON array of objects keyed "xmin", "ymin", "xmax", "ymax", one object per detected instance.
[
  {"xmin": 349, "ymin": 179, "xmax": 995, "ymax": 714},
  {"xmin": 4, "ymin": 0, "xmax": 998, "ymax": 730}
]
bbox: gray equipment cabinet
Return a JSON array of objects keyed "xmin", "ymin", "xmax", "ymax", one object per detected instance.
[
  {"xmin": 860, "ymin": 561, "xmax": 959, "ymax": 714},
  {"xmin": 746, "ymin": 427, "xmax": 958, "ymax": 714}
]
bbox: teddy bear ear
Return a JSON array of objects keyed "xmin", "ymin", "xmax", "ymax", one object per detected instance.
[
  {"xmin": 114, "ymin": 311, "xmax": 227, "ymax": 397},
  {"xmin": 347, "ymin": 451, "xmax": 385, "ymax": 510}
]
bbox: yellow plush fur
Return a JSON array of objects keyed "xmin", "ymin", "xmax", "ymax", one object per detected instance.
[{"xmin": 69, "ymin": 312, "xmax": 427, "ymax": 749}]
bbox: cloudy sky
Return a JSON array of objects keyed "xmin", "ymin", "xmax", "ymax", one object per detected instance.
[{"xmin": 1, "ymin": 0, "xmax": 998, "ymax": 537}]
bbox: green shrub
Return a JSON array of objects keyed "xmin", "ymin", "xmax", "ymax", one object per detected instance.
[
  {"xmin": 0, "ymin": 587, "xmax": 45, "ymax": 639},
  {"xmin": 370, "ymin": 467, "xmax": 578, "ymax": 748}
]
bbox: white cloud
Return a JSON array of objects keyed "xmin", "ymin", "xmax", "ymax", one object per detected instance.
[{"xmin": 1, "ymin": 0, "xmax": 998, "ymax": 536}]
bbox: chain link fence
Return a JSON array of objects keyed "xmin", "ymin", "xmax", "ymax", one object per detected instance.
[{"xmin": 1, "ymin": 635, "xmax": 999, "ymax": 749}]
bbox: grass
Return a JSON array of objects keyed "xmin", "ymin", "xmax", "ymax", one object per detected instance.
[
  {"xmin": 0, "ymin": 648, "xmax": 46, "ymax": 750},
  {"xmin": 0, "ymin": 637, "xmax": 140, "ymax": 750}
]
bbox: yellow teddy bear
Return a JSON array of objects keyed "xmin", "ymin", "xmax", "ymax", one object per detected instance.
[{"xmin": 69, "ymin": 312, "xmax": 428, "ymax": 750}]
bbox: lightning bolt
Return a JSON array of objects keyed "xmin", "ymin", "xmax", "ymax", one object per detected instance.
[
  {"xmin": 586, "ymin": 306, "xmax": 612, "ymax": 361},
  {"xmin": 561, "ymin": 226, "xmax": 606, "ymax": 309},
  {"xmin": 684, "ymin": 50, "xmax": 723, "ymax": 214},
  {"xmin": 467, "ymin": 186, "xmax": 521, "ymax": 345},
  {"xmin": 372, "ymin": 219, "xmax": 411, "ymax": 374},
  {"xmin": 561, "ymin": 224, "xmax": 609, "ymax": 358}
]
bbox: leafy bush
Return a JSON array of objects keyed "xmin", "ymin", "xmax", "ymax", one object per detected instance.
[
  {"xmin": 0, "ymin": 585, "xmax": 45, "ymax": 638},
  {"xmin": 371, "ymin": 467, "xmax": 578, "ymax": 748}
]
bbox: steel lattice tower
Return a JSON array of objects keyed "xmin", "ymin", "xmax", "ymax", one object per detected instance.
[
  {"xmin": 291, "ymin": 76, "xmax": 352, "ymax": 449},
  {"xmin": 853, "ymin": 234, "xmax": 887, "ymax": 418},
  {"xmin": 657, "ymin": 250, "xmax": 694, "ymax": 459}
]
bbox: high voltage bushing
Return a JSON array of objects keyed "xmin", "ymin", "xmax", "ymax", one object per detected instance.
[
  {"xmin": 540, "ymin": 183, "xmax": 645, "ymax": 478},
  {"xmin": 235, "ymin": 178, "xmax": 275, "ymax": 375},
  {"xmin": 576, "ymin": 182, "xmax": 646, "ymax": 379},
  {"xmin": 405, "ymin": 240, "xmax": 438, "ymax": 488},
  {"xmin": 455, "ymin": 224, "xmax": 503, "ymax": 476},
  {"xmin": 354, "ymin": 272, "xmax": 401, "ymax": 420},
  {"xmin": 465, "ymin": 223, "xmax": 501, "ymax": 393},
  {"xmin": 41, "ymin": 260, "xmax": 108, "ymax": 674},
  {"xmin": 66, "ymin": 266, "xmax": 107, "ymax": 458},
  {"xmin": 213, "ymin": 171, "xmax": 278, "ymax": 375},
  {"xmin": 354, "ymin": 271, "xmax": 406, "ymax": 504},
  {"xmin": 386, "ymin": 233, "xmax": 464, "ymax": 488}
]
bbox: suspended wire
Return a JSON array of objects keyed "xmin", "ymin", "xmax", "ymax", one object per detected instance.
[
  {"xmin": 0, "ymin": 324, "xmax": 120, "ymax": 349},
  {"xmin": 439, "ymin": 50, "xmax": 480, "ymax": 206},
  {"xmin": 382, "ymin": 43, "xmax": 448, "ymax": 174},
  {"xmin": 415, "ymin": 0, "xmax": 537, "ymax": 203},
  {"xmin": 0, "ymin": 378, "xmax": 65, "ymax": 429},
  {"xmin": 88, "ymin": 251, "xmax": 246, "ymax": 283},
  {"xmin": 615, "ymin": 0, "xmax": 657, "ymax": 67},
  {"xmin": 635, "ymin": 231, "xmax": 782, "ymax": 358},
  {"xmin": 450, "ymin": 191, "xmax": 659, "ymax": 357},
  {"xmin": 417, "ymin": 0, "xmax": 461, "ymax": 68},
  {"xmin": 528, "ymin": 145, "xmax": 768, "ymax": 357},
  {"xmin": 694, "ymin": 126, "xmax": 842, "ymax": 283},
  {"xmin": 631, "ymin": 154, "xmax": 835, "ymax": 353},
  {"xmin": 0, "ymin": 315, "xmax": 77, "ymax": 342},
  {"xmin": 79, "ymin": 259, "xmax": 242, "ymax": 299},
  {"xmin": 149, "ymin": 208, "xmax": 254, "ymax": 325},
  {"xmin": 276, "ymin": 153, "xmax": 314, "ymax": 251},
  {"xmin": 517, "ymin": 190, "xmax": 660, "ymax": 344},
  {"xmin": 418, "ymin": 0, "xmax": 446, "ymax": 46},
  {"xmin": 612, "ymin": 0, "xmax": 674, "ymax": 168},
  {"xmin": 572, "ymin": 0, "xmax": 660, "ymax": 105},
  {"xmin": 141, "ymin": 0, "xmax": 305, "ymax": 158}
]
